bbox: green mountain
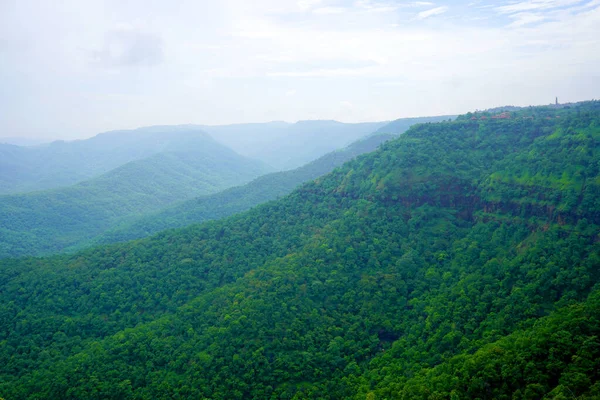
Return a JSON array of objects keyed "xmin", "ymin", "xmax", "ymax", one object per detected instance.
[
  {"xmin": 89, "ymin": 117, "xmax": 449, "ymax": 248},
  {"xmin": 0, "ymin": 126, "xmax": 266, "ymax": 195},
  {"xmin": 0, "ymin": 131, "xmax": 270, "ymax": 258},
  {"xmin": 90, "ymin": 133, "xmax": 395, "ymax": 247},
  {"xmin": 91, "ymin": 113, "xmax": 452, "ymax": 248},
  {"xmin": 0, "ymin": 101, "xmax": 599, "ymax": 399}
]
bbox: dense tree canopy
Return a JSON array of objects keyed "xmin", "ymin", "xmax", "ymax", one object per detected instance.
[
  {"xmin": 0, "ymin": 101, "xmax": 599, "ymax": 399},
  {"xmin": 90, "ymin": 133, "xmax": 394, "ymax": 247},
  {"xmin": 0, "ymin": 138, "xmax": 269, "ymax": 258}
]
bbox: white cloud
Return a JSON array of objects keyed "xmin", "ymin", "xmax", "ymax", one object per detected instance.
[
  {"xmin": 1, "ymin": 0, "xmax": 600, "ymax": 138},
  {"xmin": 416, "ymin": 6, "xmax": 449, "ymax": 19},
  {"xmin": 298, "ymin": 0, "xmax": 323, "ymax": 11},
  {"xmin": 506, "ymin": 12, "xmax": 547, "ymax": 26},
  {"xmin": 495, "ymin": 0, "xmax": 585, "ymax": 14},
  {"xmin": 313, "ymin": 6, "xmax": 347, "ymax": 14}
]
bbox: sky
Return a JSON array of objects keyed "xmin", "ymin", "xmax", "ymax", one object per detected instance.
[{"xmin": 1, "ymin": 0, "xmax": 599, "ymax": 140}]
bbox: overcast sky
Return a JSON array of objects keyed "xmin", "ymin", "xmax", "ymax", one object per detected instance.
[{"xmin": 1, "ymin": 0, "xmax": 599, "ymax": 139}]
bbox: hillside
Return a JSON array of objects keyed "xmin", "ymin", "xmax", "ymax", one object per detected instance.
[
  {"xmin": 0, "ymin": 133, "xmax": 270, "ymax": 258},
  {"xmin": 0, "ymin": 101, "xmax": 599, "ymax": 399},
  {"xmin": 89, "ymin": 133, "xmax": 395, "ymax": 247},
  {"xmin": 0, "ymin": 126, "xmax": 261, "ymax": 195}
]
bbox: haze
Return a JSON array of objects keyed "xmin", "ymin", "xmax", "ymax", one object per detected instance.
[{"xmin": 1, "ymin": 0, "xmax": 599, "ymax": 140}]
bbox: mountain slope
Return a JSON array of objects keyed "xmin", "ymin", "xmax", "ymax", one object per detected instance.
[
  {"xmin": 0, "ymin": 132, "xmax": 270, "ymax": 258},
  {"xmin": 0, "ymin": 101, "xmax": 599, "ymax": 399},
  {"xmin": 0, "ymin": 126, "xmax": 252, "ymax": 195},
  {"xmin": 89, "ymin": 133, "xmax": 395, "ymax": 246}
]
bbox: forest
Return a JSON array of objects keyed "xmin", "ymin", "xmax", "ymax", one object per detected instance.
[
  {"xmin": 88, "ymin": 133, "xmax": 395, "ymax": 247},
  {"xmin": 0, "ymin": 133, "xmax": 269, "ymax": 259},
  {"xmin": 0, "ymin": 101, "xmax": 599, "ymax": 399}
]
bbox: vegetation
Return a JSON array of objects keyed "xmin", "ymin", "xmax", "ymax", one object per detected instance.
[
  {"xmin": 0, "ymin": 137, "xmax": 269, "ymax": 258},
  {"xmin": 0, "ymin": 127, "xmax": 233, "ymax": 195},
  {"xmin": 90, "ymin": 133, "xmax": 395, "ymax": 246},
  {"xmin": 0, "ymin": 101, "xmax": 599, "ymax": 399}
]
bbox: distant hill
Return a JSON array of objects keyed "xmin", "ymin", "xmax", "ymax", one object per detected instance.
[
  {"xmin": 0, "ymin": 118, "xmax": 443, "ymax": 196},
  {"xmin": 0, "ymin": 131, "xmax": 270, "ymax": 258},
  {"xmin": 371, "ymin": 115, "xmax": 455, "ymax": 135},
  {"xmin": 202, "ymin": 120, "xmax": 388, "ymax": 170},
  {"xmin": 0, "ymin": 126, "xmax": 244, "ymax": 195},
  {"xmin": 0, "ymin": 137, "xmax": 48, "ymax": 146},
  {"xmin": 86, "ymin": 133, "xmax": 395, "ymax": 247},
  {"xmin": 203, "ymin": 117, "xmax": 456, "ymax": 171}
]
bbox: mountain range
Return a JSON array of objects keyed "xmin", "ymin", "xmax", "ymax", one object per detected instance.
[
  {"xmin": 0, "ymin": 116, "xmax": 447, "ymax": 258},
  {"xmin": 1, "ymin": 101, "xmax": 598, "ymax": 398},
  {"xmin": 0, "ymin": 129, "xmax": 269, "ymax": 258}
]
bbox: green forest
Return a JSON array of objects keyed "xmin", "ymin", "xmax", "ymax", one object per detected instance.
[
  {"xmin": 0, "ymin": 138, "xmax": 269, "ymax": 259},
  {"xmin": 0, "ymin": 128, "xmax": 235, "ymax": 195},
  {"xmin": 1, "ymin": 101, "xmax": 599, "ymax": 399},
  {"xmin": 89, "ymin": 133, "xmax": 394, "ymax": 247}
]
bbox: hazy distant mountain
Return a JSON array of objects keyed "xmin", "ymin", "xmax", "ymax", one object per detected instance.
[
  {"xmin": 86, "ymin": 133, "xmax": 395, "ymax": 247},
  {"xmin": 0, "ymin": 126, "xmax": 242, "ymax": 195},
  {"xmin": 371, "ymin": 115, "xmax": 455, "ymax": 135},
  {"xmin": 202, "ymin": 120, "xmax": 387, "ymax": 170},
  {"xmin": 0, "ymin": 137, "xmax": 48, "ymax": 146},
  {"xmin": 0, "ymin": 132, "xmax": 270, "ymax": 258},
  {"xmin": 128, "ymin": 116, "xmax": 455, "ymax": 240},
  {"xmin": 197, "ymin": 121, "xmax": 291, "ymax": 158}
]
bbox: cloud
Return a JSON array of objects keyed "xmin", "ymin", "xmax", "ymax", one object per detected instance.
[
  {"xmin": 313, "ymin": 6, "xmax": 347, "ymax": 14},
  {"xmin": 90, "ymin": 26, "xmax": 164, "ymax": 68},
  {"xmin": 2, "ymin": 0, "xmax": 600, "ymax": 138},
  {"xmin": 268, "ymin": 67, "xmax": 376, "ymax": 78},
  {"xmin": 416, "ymin": 6, "xmax": 449, "ymax": 19},
  {"xmin": 297, "ymin": 0, "xmax": 323, "ymax": 11},
  {"xmin": 507, "ymin": 12, "xmax": 548, "ymax": 26},
  {"xmin": 495, "ymin": 0, "xmax": 585, "ymax": 15}
]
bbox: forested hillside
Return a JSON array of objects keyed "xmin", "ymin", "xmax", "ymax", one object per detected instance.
[
  {"xmin": 89, "ymin": 133, "xmax": 394, "ymax": 247},
  {"xmin": 0, "ymin": 127, "xmax": 234, "ymax": 195},
  {"xmin": 0, "ymin": 101, "xmax": 599, "ymax": 399},
  {"xmin": 0, "ymin": 134, "xmax": 270, "ymax": 258}
]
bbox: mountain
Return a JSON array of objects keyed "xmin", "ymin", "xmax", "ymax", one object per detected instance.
[
  {"xmin": 203, "ymin": 117, "xmax": 453, "ymax": 172},
  {"xmin": 248, "ymin": 120, "xmax": 388, "ymax": 170},
  {"xmin": 202, "ymin": 120, "xmax": 388, "ymax": 170},
  {"xmin": 0, "ymin": 137, "xmax": 48, "ymax": 146},
  {"xmin": 89, "ymin": 116, "xmax": 448, "ymax": 247},
  {"xmin": 0, "ymin": 131, "xmax": 270, "ymax": 258},
  {"xmin": 87, "ymin": 133, "xmax": 395, "ymax": 247},
  {"xmin": 371, "ymin": 115, "xmax": 454, "ymax": 135},
  {"xmin": 0, "ymin": 101, "xmax": 599, "ymax": 399},
  {"xmin": 197, "ymin": 121, "xmax": 291, "ymax": 159},
  {"xmin": 0, "ymin": 126, "xmax": 249, "ymax": 195}
]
